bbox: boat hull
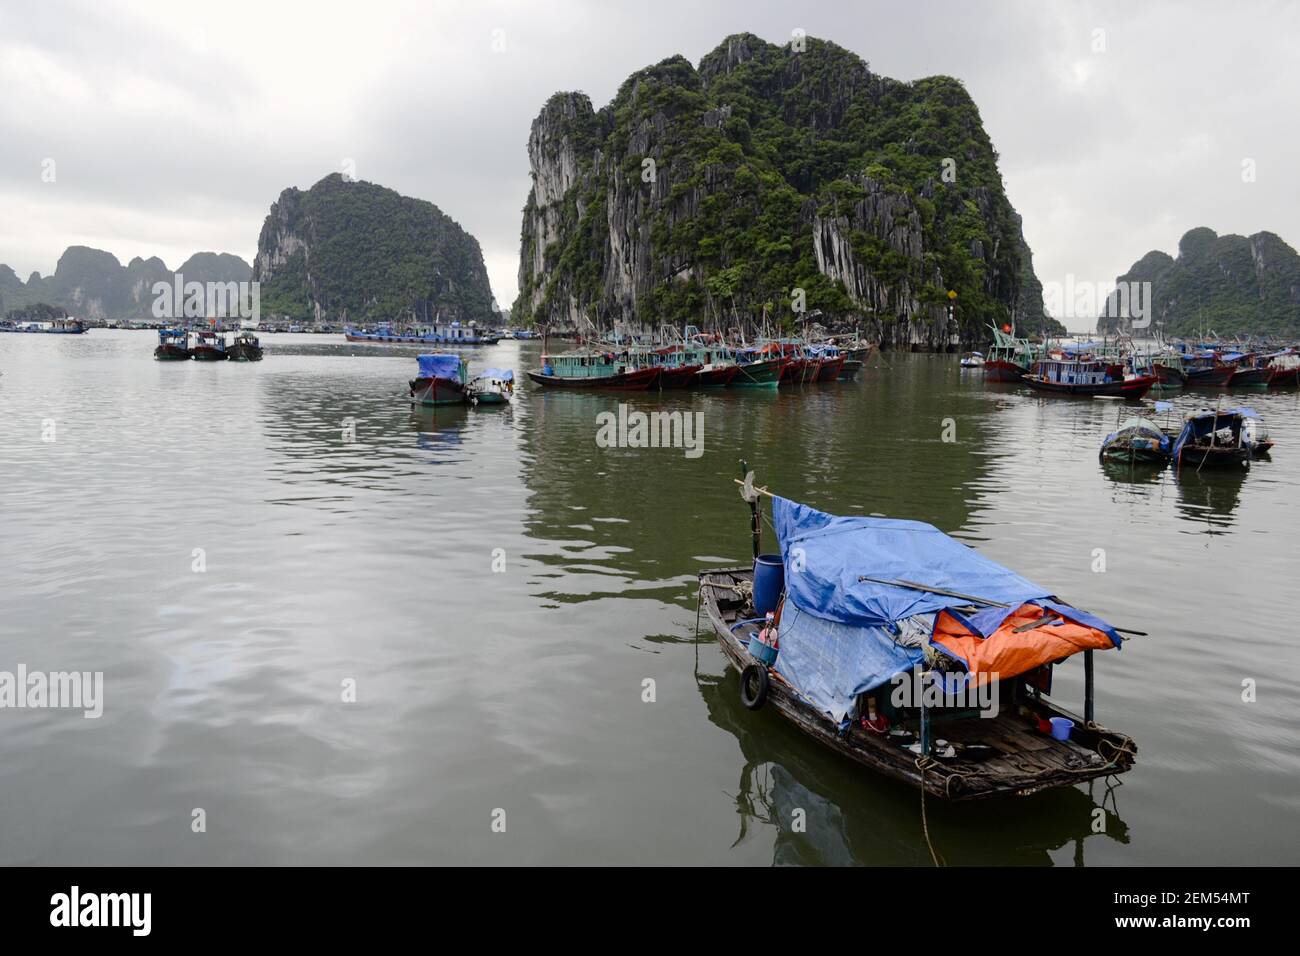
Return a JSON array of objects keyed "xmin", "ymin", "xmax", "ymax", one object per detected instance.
[
  {"xmin": 984, "ymin": 359, "xmax": 1026, "ymax": 382},
  {"xmin": 191, "ymin": 346, "xmax": 229, "ymax": 361},
  {"xmin": 409, "ymin": 376, "xmax": 468, "ymax": 406},
  {"xmin": 526, "ymin": 366, "xmax": 661, "ymax": 390},
  {"xmin": 1154, "ymin": 364, "xmax": 1187, "ymax": 386},
  {"xmin": 1228, "ymin": 366, "xmax": 1273, "ymax": 387},
  {"xmin": 1024, "ymin": 375, "xmax": 1156, "ymax": 399},
  {"xmin": 732, "ymin": 358, "xmax": 785, "ymax": 388},
  {"xmin": 1185, "ymin": 365, "xmax": 1235, "ymax": 387},
  {"xmin": 698, "ymin": 567, "xmax": 1136, "ymax": 801},
  {"xmin": 154, "ymin": 345, "xmax": 191, "ymax": 361},
  {"xmin": 658, "ymin": 364, "xmax": 703, "ymax": 389},
  {"xmin": 838, "ymin": 359, "xmax": 863, "ymax": 381},
  {"xmin": 228, "ymin": 344, "xmax": 263, "ymax": 361},
  {"xmin": 815, "ymin": 356, "xmax": 845, "ymax": 382},
  {"xmin": 694, "ymin": 364, "xmax": 739, "ymax": 388},
  {"xmin": 1269, "ymin": 366, "xmax": 1300, "ymax": 387}
]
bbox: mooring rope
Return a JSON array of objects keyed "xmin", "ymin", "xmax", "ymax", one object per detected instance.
[{"xmin": 915, "ymin": 756, "xmax": 944, "ymax": 867}]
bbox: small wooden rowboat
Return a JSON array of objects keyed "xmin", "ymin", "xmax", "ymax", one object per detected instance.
[{"xmin": 699, "ymin": 566, "xmax": 1137, "ymax": 800}]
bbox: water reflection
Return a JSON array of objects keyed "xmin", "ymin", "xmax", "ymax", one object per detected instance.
[{"xmin": 1174, "ymin": 467, "xmax": 1247, "ymax": 533}]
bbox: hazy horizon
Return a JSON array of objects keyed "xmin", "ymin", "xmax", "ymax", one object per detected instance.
[{"xmin": 2, "ymin": 0, "xmax": 1297, "ymax": 327}]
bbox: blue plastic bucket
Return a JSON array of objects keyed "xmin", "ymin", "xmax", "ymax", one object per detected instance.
[
  {"xmin": 747, "ymin": 633, "xmax": 778, "ymax": 665},
  {"xmin": 1049, "ymin": 717, "xmax": 1074, "ymax": 741},
  {"xmin": 753, "ymin": 554, "xmax": 784, "ymax": 616}
]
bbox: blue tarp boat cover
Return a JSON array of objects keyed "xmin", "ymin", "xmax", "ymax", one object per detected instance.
[
  {"xmin": 773, "ymin": 496, "xmax": 1052, "ymax": 631},
  {"xmin": 475, "ymin": 367, "xmax": 514, "ymax": 382},
  {"xmin": 418, "ymin": 353, "xmax": 465, "ymax": 380},
  {"xmin": 769, "ymin": 496, "xmax": 1118, "ymax": 721}
]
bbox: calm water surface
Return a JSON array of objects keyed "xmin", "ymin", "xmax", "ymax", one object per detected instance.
[{"xmin": 1, "ymin": 330, "xmax": 1297, "ymax": 865}]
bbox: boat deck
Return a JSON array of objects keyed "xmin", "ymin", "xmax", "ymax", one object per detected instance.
[{"xmin": 699, "ymin": 567, "xmax": 1136, "ymax": 800}]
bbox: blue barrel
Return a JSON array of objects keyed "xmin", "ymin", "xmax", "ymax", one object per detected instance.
[{"xmin": 753, "ymin": 554, "xmax": 784, "ymax": 616}]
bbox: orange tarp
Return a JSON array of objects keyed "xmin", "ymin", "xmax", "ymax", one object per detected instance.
[{"xmin": 931, "ymin": 605, "xmax": 1114, "ymax": 686}]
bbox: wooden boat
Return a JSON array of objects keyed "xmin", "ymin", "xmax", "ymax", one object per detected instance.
[
  {"xmin": 466, "ymin": 367, "xmax": 514, "ymax": 405},
  {"xmin": 153, "ymin": 328, "xmax": 191, "ymax": 361},
  {"xmin": 1172, "ymin": 408, "xmax": 1261, "ymax": 468},
  {"xmin": 658, "ymin": 363, "xmax": 703, "ymax": 389},
  {"xmin": 814, "ymin": 352, "xmax": 845, "ymax": 382},
  {"xmin": 527, "ymin": 350, "xmax": 660, "ymax": 390},
  {"xmin": 190, "ymin": 329, "xmax": 229, "ymax": 361},
  {"xmin": 1184, "ymin": 351, "xmax": 1236, "ymax": 387},
  {"xmin": 1023, "ymin": 358, "xmax": 1156, "ymax": 398},
  {"xmin": 697, "ymin": 478, "xmax": 1137, "ymax": 801},
  {"xmin": 1099, "ymin": 416, "xmax": 1171, "ymax": 464},
  {"xmin": 1227, "ymin": 362, "xmax": 1273, "ymax": 388},
  {"xmin": 731, "ymin": 353, "xmax": 785, "ymax": 388},
  {"xmin": 410, "ymin": 353, "xmax": 470, "ymax": 406},
  {"xmin": 227, "ymin": 330, "xmax": 263, "ymax": 361},
  {"xmin": 694, "ymin": 363, "xmax": 740, "ymax": 387},
  {"xmin": 1265, "ymin": 350, "xmax": 1300, "ymax": 387},
  {"xmin": 983, "ymin": 327, "xmax": 1037, "ymax": 382}
]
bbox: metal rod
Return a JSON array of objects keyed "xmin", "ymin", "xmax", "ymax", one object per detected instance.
[
  {"xmin": 1084, "ymin": 649, "xmax": 1095, "ymax": 724},
  {"xmin": 856, "ymin": 575, "xmax": 1012, "ymax": 608}
]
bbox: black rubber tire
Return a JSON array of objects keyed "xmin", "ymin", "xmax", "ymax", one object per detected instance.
[{"xmin": 740, "ymin": 663, "xmax": 769, "ymax": 710}]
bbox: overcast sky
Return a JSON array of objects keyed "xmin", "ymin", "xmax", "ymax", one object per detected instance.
[{"xmin": 2, "ymin": 0, "xmax": 1296, "ymax": 324}]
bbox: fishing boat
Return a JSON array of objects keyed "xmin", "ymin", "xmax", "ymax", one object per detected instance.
[
  {"xmin": 0, "ymin": 317, "xmax": 87, "ymax": 334},
  {"xmin": 1225, "ymin": 354, "xmax": 1273, "ymax": 388},
  {"xmin": 466, "ymin": 367, "xmax": 514, "ymax": 405},
  {"xmin": 153, "ymin": 328, "xmax": 191, "ymax": 361},
  {"xmin": 1183, "ymin": 351, "xmax": 1236, "ymax": 387},
  {"xmin": 698, "ymin": 474, "xmax": 1137, "ymax": 801},
  {"xmin": 811, "ymin": 346, "xmax": 846, "ymax": 382},
  {"xmin": 959, "ymin": 351, "xmax": 985, "ymax": 368},
  {"xmin": 694, "ymin": 361, "xmax": 740, "ymax": 387},
  {"xmin": 1264, "ymin": 349, "xmax": 1299, "ymax": 387},
  {"xmin": 1023, "ymin": 358, "xmax": 1157, "ymax": 398},
  {"xmin": 526, "ymin": 350, "xmax": 661, "ymax": 389},
  {"xmin": 190, "ymin": 329, "xmax": 229, "ymax": 361},
  {"xmin": 730, "ymin": 349, "xmax": 786, "ymax": 388},
  {"xmin": 1099, "ymin": 416, "xmax": 1172, "ymax": 464},
  {"xmin": 346, "ymin": 320, "xmax": 499, "ymax": 345},
  {"xmin": 983, "ymin": 327, "xmax": 1038, "ymax": 382},
  {"xmin": 1172, "ymin": 408, "xmax": 1261, "ymax": 468},
  {"xmin": 410, "ymin": 353, "xmax": 470, "ymax": 406},
  {"xmin": 227, "ymin": 330, "xmax": 264, "ymax": 361}
]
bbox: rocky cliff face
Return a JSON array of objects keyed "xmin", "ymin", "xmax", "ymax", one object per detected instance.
[
  {"xmin": 253, "ymin": 174, "xmax": 494, "ymax": 326},
  {"xmin": 1098, "ymin": 227, "xmax": 1300, "ymax": 337},
  {"xmin": 0, "ymin": 246, "xmax": 251, "ymax": 320},
  {"xmin": 514, "ymin": 33, "xmax": 1047, "ymax": 347}
]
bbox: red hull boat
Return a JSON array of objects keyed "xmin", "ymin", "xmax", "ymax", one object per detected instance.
[
  {"xmin": 694, "ymin": 364, "xmax": 740, "ymax": 388},
  {"xmin": 658, "ymin": 364, "xmax": 703, "ymax": 389},
  {"xmin": 815, "ymin": 355, "xmax": 845, "ymax": 382},
  {"xmin": 1228, "ymin": 366, "xmax": 1273, "ymax": 387},
  {"xmin": 1024, "ymin": 374, "xmax": 1157, "ymax": 399},
  {"xmin": 1269, "ymin": 366, "xmax": 1300, "ymax": 387},
  {"xmin": 1185, "ymin": 364, "xmax": 1235, "ymax": 387},
  {"xmin": 984, "ymin": 359, "xmax": 1027, "ymax": 382}
]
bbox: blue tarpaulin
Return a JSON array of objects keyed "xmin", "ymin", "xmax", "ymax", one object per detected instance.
[
  {"xmin": 773, "ymin": 496, "xmax": 1052, "ymax": 633},
  {"xmin": 418, "ymin": 353, "xmax": 465, "ymax": 380},
  {"xmin": 766, "ymin": 497, "xmax": 1119, "ymax": 721},
  {"xmin": 475, "ymin": 367, "xmax": 514, "ymax": 381}
]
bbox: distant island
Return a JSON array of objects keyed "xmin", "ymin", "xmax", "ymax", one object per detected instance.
[
  {"xmin": 514, "ymin": 32, "xmax": 1062, "ymax": 347},
  {"xmin": 253, "ymin": 173, "xmax": 495, "ymax": 326},
  {"xmin": 1098, "ymin": 227, "xmax": 1300, "ymax": 338},
  {"xmin": 0, "ymin": 248, "xmax": 250, "ymax": 322}
]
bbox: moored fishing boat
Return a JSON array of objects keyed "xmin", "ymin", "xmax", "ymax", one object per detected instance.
[
  {"xmin": 153, "ymin": 328, "xmax": 191, "ymax": 360},
  {"xmin": 227, "ymin": 330, "xmax": 264, "ymax": 361},
  {"xmin": 1172, "ymin": 408, "xmax": 1262, "ymax": 468},
  {"xmin": 698, "ymin": 473, "xmax": 1137, "ymax": 801},
  {"xmin": 1099, "ymin": 415, "xmax": 1172, "ymax": 464},
  {"xmin": 694, "ymin": 362, "xmax": 740, "ymax": 387},
  {"xmin": 960, "ymin": 351, "xmax": 985, "ymax": 368},
  {"xmin": 346, "ymin": 320, "xmax": 499, "ymax": 345},
  {"xmin": 466, "ymin": 367, "xmax": 514, "ymax": 405},
  {"xmin": 1023, "ymin": 358, "xmax": 1157, "ymax": 398},
  {"xmin": 811, "ymin": 347, "xmax": 845, "ymax": 382},
  {"xmin": 190, "ymin": 329, "xmax": 229, "ymax": 361},
  {"xmin": 526, "ymin": 350, "xmax": 661, "ymax": 389},
  {"xmin": 1183, "ymin": 351, "xmax": 1236, "ymax": 387},
  {"xmin": 409, "ymin": 353, "xmax": 469, "ymax": 406},
  {"xmin": 1264, "ymin": 349, "xmax": 1299, "ymax": 387},
  {"xmin": 1225, "ymin": 355, "xmax": 1273, "ymax": 388},
  {"xmin": 730, "ymin": 351, "xmax": 785, "ymax": 388},
  {"xmin": 983, "ymin": 327, "xmax": 1037, "ymax": 382}
]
